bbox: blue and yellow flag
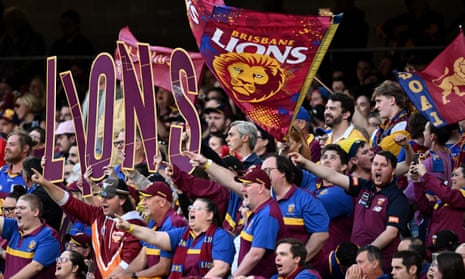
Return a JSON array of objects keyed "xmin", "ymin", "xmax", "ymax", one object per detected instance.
[{"xmin": 395, "ymin": 31, "xmax": 465, "ymax": 127}]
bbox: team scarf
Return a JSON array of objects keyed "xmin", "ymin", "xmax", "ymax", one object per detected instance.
[
  {"xmin": 373, "ymin": 109, "xmax": 409, "ymax": 152},
  {"xmin": 169, "ymin": 224, "xmax": 218, "ymax": 278}
]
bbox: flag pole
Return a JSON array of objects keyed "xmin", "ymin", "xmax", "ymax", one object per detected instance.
[{"xmin": 314, "ymin": 76, "xmax": 334, "ymax": 95}]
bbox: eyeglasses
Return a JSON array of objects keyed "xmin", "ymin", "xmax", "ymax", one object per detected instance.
[
  {"xmin": 188, "ymin": 205, "xmax": 208, "ymax": 212},
  {"xmin": 56, "ymin": 257, "xmax": 70, "ymax": 263},
  {"xmin": 1, "ymin": 207, "xmax": 16, "ymax": 213},
  {"xmin": 113, "ymin": 140, "xmax": 124, "ymax": 148},
  {"xmin": 263, "ymin": 167, "xmax": 278, "ymax": 176}
]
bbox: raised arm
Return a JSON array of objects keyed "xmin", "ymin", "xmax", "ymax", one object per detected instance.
[
  {"xmin": 395, "ymin": 135, "xmax": 414, "ymax": 176},
  {"xmin": 289, "ymin": 152, "xmax": 350, "ymax": 191},
  {"xmin": 30, "ymin": 168, "xmax": 66, "ymax": 202},
  {"xmin": 183, "ymin": 151, "xmax": 242, "ymax": 195},
  {"xmin": 116, "ymin": 215, "xmax": 172, "ymax": 251}
]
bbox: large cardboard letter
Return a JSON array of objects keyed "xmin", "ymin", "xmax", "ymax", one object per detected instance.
[
  {"xmin": 43, "ymin": 57, "xmax": 64, "ymax": 181},
  {"xmin": 169, "ymin": 48, "xmax": 201, "ymax": 173},
  {"xmin": 117, "ymin": 42, "xmax": 158, "ymax": 171},
  {"xmin": 85, "ymin": 53, "xmax": 116, "ymax": 180}
]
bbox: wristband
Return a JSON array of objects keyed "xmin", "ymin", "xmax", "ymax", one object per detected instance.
[
  {"xmin": 202, "ymin": 159, "xmax": 213, "ymax": 170},
  {"xmin": 127, "ymin": 224, "xmax": 135, "ymax": 233}
]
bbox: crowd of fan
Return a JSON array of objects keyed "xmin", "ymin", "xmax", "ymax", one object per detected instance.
[
  {"xmin": 1, "ymin": 66, "xmax": 465, "ymax": 279},
  {"xmin": 1, "ymin": 2, "xmax": 465, "ymax": 279}
]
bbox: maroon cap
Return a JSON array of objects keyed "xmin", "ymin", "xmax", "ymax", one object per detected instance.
[
  {"xmin": 234, "ymin": 166, "xmax": 271, "ymax": 189},
  {"xmin": 140, "ymin": 181, "xmax": 173, "ymax": 202},
  {"xmin": 65, "ymin": 233, "xmax": 91, "ymax": 248}
]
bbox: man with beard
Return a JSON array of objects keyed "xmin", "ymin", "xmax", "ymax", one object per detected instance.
[
  {"xmin": 290, "ymin": 150, "xmax": 410, "ymax": 271},
  {"xmin": 233, "ymin": 167, "xmax": 287, "ymax": 278},
  {"xmin": 324, "ymin": 93, "xmax": 366, "ymax": 149},
  {"xmin": 203, "ymin": 97, "xmax": 233, "ymax": 140},
  {"xmin": 0, "ymin": 131, "xmax": 35, "ymax": 193}
]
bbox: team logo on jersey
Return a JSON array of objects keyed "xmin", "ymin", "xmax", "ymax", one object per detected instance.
[
  {"xmin": 28, "ymin": 240, "xmax": 37, "ymax": 250},
  {"xmin": 112, "ymin": 231, "xmax": 125, "ymax": 243},
  {"xmin": 287, "ymin": 203, "xmax": 295, "ymax": 214},
  {"xmin": 377, "ymin": 198, "xmax": 386, "ymax": 206}
]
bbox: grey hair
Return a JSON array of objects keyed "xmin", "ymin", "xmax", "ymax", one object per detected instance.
[{"xmin": 230, "ymin": 120, "xmax": 258, "ymax": 151}]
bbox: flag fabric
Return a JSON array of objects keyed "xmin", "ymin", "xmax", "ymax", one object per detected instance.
[
  {"xmin": 196, "ymin": 5, "xmax": 340, "ymax": 140},
  {"xmin": 185, "ymin": 0, "xmax": 225, "ymax": 48},
  {"xmin": 114, "ymin": 26, "xmax": 205, "ymax": 100},
  {"xmin": 395, "ymin": 31, "xmax": 465, "ymax": 127}
]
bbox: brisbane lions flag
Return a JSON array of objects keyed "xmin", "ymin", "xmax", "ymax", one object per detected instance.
[
  {"xmin": 395, "ymin": 30, "xmax": 465, "ymax": 128},
  {"xmin": 186, "ymin": 1, "xmax": 340, "ymax": 140},
  {"xmin": 114, "ymin": 26, "xmax": 205, "ymax": 102}
]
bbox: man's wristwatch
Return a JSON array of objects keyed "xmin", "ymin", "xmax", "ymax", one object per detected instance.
[{"xmin": 131, "ymin": 272, "xmax": 138, "ymax": 279}]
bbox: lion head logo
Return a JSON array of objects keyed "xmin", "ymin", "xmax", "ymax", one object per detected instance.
[
  {"xmin": 212, "ymin": 52, "xmax": 287, "ymax": 103},
  {"xmin": 432, "ymin": 57, "xmax": 465, "ymax": 104}
]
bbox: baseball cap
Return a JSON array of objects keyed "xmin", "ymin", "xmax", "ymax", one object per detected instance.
[
  {"xmin": 234, "ymin": 166, "xmax": 271, "ymax": 189},
  {"xmin": 0, "ymin": 108, "xmax": 19, "ymax": 124},
  {"xmin": 140, "ymin": 181, "xmax": 173, "ymax": 203},
  {"xmin": 55, "ymin": 120, "xmax": 75, "ymax": 135},
  {"xmin": 430, "ymin": 230, "xmax": 459, "ymax": 251},
  {"xmin": 99, "ymin": 177, "xmax": 130, "ymax": 198},
  {"xmin": 338, "ymin": 138, "xmax": 366, "ymax": 158},
  {"xmin": 317, "ymin": 86, "xmax": 331, "ymax": 100},
  {"xmin": 295, "ymin": 107, "xmax": 311, "ymax": 122},
  {"xmin": 315, "ymin": 127, "xmax": 331, "ymax": 136},
  {"xmin": 65, "ymin": 232, "xmax": 91, "ymax": 249},
  {"xmin": 311, "ymin": 104, "xmax": 325, "ymax": 122}
]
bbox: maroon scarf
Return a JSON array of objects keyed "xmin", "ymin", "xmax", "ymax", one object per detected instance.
[{"xmin": 169, "ymin": 224, "xmax": 218, "ymax": 279}]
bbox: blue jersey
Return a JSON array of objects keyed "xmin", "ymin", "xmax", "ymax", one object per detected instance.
[
  {"xmin": 270, "ymin": 268, "xmax": 321, "ymax": 279},
  {"xmin": 273, "ymin": 186, "xmax": 329, "ymax": 244},
  {"xmin": 141, "ymin": 209, "xmax": 187, "ymax": 266},
  {"xmin": 315, "ymin": 185, "xmax": 354, "ymax": 219},
  {"xmin": 239, "ymin": 198, "xmax": 286, "ymax": 278},
  {"xmin": 2, "ymin": 219, "xmax": 61, "ymax": 278},
  {"xmin": 167, "ymin": 226, "xmax": 234, "ymax": 277},
  {"xmin": 298, "ymin": 169, "xmax": 319, "ymax": 192},
  {"xmin": 0, "ymin": 165, "xmax": 26, "ymax": 193}
]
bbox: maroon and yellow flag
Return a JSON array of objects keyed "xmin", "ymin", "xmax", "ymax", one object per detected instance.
[
  {"xmin": 191, "ymin": 4, "xmax": 340, "ymax": 140},
  {"xmin": 395, "ymin": 31, "xmax": 465, "ymax": 128},
  {"xmin": 114, "ymin": 26, "xmax": 205, "ymax": 101}
]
